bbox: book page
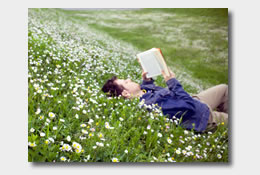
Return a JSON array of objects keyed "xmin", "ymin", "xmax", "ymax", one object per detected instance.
[
  {"xmin": 138, "ymin": 51, "xmax": 162, "ymax": 78},
  {"xmin": 154, "ymin": 49, "xmax": 169, "ymax": 76}
]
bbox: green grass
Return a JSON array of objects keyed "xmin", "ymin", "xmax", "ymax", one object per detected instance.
[{"xmin": 28, "ymin": 8, "xmax": 228, "ymax": 162}]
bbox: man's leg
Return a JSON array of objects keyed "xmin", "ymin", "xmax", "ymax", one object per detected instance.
[
  {"xmin": 194, "ymin": 84, "xmax": 228, "ymax": 113},
  {"xmin": 193, "ymin": 84, "xmax": 229, "ymax": 127}
]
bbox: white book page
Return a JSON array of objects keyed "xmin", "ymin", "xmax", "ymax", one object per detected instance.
[
  {"xmin": 137, "ymin": 48, "xmax": 169, "ymax": 78},
  {"xmin": 154, "ymin": 50, "xmax": 169, "ymax": 76},
  {"xmin": 138, "ymin": 51, "xmax": 162, "ymax": 78}
]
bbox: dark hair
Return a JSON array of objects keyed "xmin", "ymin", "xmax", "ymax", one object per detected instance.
[{"xmin": 101, "ymin": 76, "xmax": 124, "ymax": 97}]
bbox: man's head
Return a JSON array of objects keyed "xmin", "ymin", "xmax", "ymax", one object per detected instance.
[{"xmin": 102, "ymin": 76, "xmax": 142, "ymax": 98}]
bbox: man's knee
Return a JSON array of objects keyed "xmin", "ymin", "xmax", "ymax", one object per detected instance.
[
  {"xmin": 219, "ymin": 84, "xmax": 228, "ymax": 89},
  {"xmin": 218, "ymin": 84, "xmax": 228, "ymax": 94}
]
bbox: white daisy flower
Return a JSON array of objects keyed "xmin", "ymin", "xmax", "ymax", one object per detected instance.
[
  {"xmin": 28, "ymin": 142, "xmax": 37, "ymax": 147},
  {"xmin": 82, "ymin": 129, "xmax": 88, "ymax": 135},
  {"xmin": 40, "ymin": 132, "xmax": 45, "ymax": 137},
  {"xmin": 30, "ymin": 128, "xmax": 35, "ymax": 133},
  {"xmin": 48, "ymin": 112, "xmax": 55, "ymax": 119},
  {"xmin": 60, "ymin": 156, "xmax": 67, "ymax": 161},
  {"xmin": 80, "ymin": 124, "xmax": 87, "ymax": 127},
  {"xmin": 112, "ymin": 158, "xmax": 119, "ymax": 162},
  {"xmin": 176, "ymin": 149, "xmax": 181, "ymax": 155},
  {"xmin": 35, "ymin": 108, "xmax": 41, "ymax": 115},
  {"xmin": 167, "ymin": 137, "xmax": 172, "ymax": 144},
  {"xmin": 66, "ymin": 136, "xmax": 71, "ymax": 142},
  {"xmin": 39, "ymin": 115, "xmax": 44, "ymax": 120}
]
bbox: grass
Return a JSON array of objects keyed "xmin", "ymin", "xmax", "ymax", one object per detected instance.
[{"xmin": 28, "ymin": 8, "xmax": 228, "ymax": 162}]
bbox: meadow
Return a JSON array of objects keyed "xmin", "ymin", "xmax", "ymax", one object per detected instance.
[{"xmin": 28, "ymin": 8, "xmax": 228, "ymax": 162}]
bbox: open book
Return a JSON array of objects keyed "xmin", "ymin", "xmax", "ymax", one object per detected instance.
[{"xmin": 137, "ymin": 48, "xmax": 170, "ymax": 78}]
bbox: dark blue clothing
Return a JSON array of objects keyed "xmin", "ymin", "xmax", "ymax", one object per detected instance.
[{"xmin": 140, "ymin": 78, "xmax": 210, "ymax": 132}]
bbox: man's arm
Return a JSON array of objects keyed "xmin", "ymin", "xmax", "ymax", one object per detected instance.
[{"xmin": 161, "ymin": 68, "xmax": 193, "ymax": 101}]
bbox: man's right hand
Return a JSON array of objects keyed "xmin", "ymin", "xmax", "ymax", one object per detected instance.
[
  {"xmin": 142, "ymin": 71, "xmax": 152, "ymax": 81},
  {"xmin": 161, "ymin": 68, "xmax": 175, "ymax": 82}
]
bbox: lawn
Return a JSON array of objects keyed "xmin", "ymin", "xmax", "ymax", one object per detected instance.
[{"xmin": 28, "ymin": 8, "xmax": 228, "ymax": 162}]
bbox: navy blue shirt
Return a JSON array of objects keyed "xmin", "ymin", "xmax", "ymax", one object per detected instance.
[{"xmin": 140, "ymin": 78, "xmax": 210, "ymax": 132}]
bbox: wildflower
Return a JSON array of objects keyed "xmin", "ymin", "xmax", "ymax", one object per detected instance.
[
  {"xmin": 105, "ymin": 122, "xmax": 114, "ymax": 129},
  {"xmin": 39, "ymin": 115, "xmax": 44, "ymax": 120},
  {"xmin": 187, "ymin": 152, "xmax": 194, "ymax": 156},
  {"xmin": 80, "ymin": 124, "xmax": 87, "ymax": 127},
  {"xmin": 217, "ymin": 154, "xmax": 222, "ymax": 159},
  {"xmin": 168, "ymin": 157, "xmax": 175, "ymax": 162},
  {"xmin": 30, "ymin": 128, "xmax": 35, "ymax": 133},
  {"xmin": 82, "ymin": 110, "xmax": 87, "ymax": 114},
  {"xmin": 119, "ymin": 117, "xmax": 124, "ymax": 121},
  {"xmin": 167, "ymin": 137, "xmax": 172, "ymax": 144},
  {"xmin": 176, "ymin": 149, "xmax": 181, "ymax": 155},
  {"xmin": 179, "ymin": 139, "xmax": 185, "ymax": 144},
  {"xmin": 124, "ymin": 150, "xmax": 128, "ymax": 154},
  {"xmin": 221, "ymin": 122, "xmax": 225, "ymax": 125},
  {"xmin": 96, "ymin": 142, "xmax": 104, "ymax": 147},
  {"xmin": 66, "ymin": 136, "xmax": 71, "ymax": 142},
  {"xmin": 184, "ymin": 130, "xmax": 189, "ymax": 135},
  {"xmin": 40, "ymin": 132, "xmax": 45, "ymax": 137},
  {"xmin": 28, "ymin": 142, "xmax": 37, "ymax": 147},
  {"xmin": 90, "ymin": 128, "xmax": 95, "ymax": 132},
  {"xmin": 147, "ymin": 125, "xmax": 151, "ymax": 130},
  {"xmin": 45, "ymin": 139, "xmax": 50, "ymax": 145},
  {"xmin": 182, "ymin": 150, "xmax": 187, "ymax": 155},
  {"xmin": 75, "ymin": 148, "xmax": 83, "ymax": 153},
  {"xmin": 72, "ymin": 142, "xmax": 82, "ymax": 153},
  {"xmin": 186, "ymin": 145, "xmax": 192, "ymax": 151},
  {"xmin": 82, "ymin": 129, "xmax": 88, "ymax": 135},
  {"xmin": 48, "ymin": 112, "xmax": 55, "ymax": 119},
  {"xmin": 152, "ymin": 156, "xmax": 158, "ymax": 161},
  {"xmin": 60, "ymin": 156, "xmax": 67, "ymax": 161},
  {"xmin": 53, "ymin": 126, "xmax": 57, "ymax": 130},
  {"xmin": 75, "ymin": 114, "xmax": 79, "ymax": 119},
  {"xmin": 143, "ymin": 131, "xmax": 147, "ymax": 135},
  {"xmin": 88, "ymin": 119, "xmax": 94, "ymax": 125},
  {"xmin": 158, "ymin": 133, "xmax": 162, "ymax": 137},
  {"xmin": 112, "ymin": 158, "xmax": 119, "ymax": 162},
  {"xmin": 60, "ymin": 119, "xmax": 65, "ymax": 122},
  {"xmin": 35, "ymin": 108, "xmax": 41, "ymax": 115},
  {"xmin": 98, "ymin": 133, "xmax": 103, "ymax": 138}
]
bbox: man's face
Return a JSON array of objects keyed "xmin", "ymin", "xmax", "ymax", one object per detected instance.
[{"xmin": 114, "ymin": 78, "xmax": 141, "ymax": 96}]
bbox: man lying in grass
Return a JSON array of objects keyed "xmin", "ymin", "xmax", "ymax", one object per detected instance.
[{"xmin": 102, "ymin": 68, "xmax": 228, "ymax": 132}]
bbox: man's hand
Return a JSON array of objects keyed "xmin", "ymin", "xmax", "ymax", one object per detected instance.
[
  {"xmin": 142, "ymin": 71, "xmax": 152, "ymax": 81},
  {"xmin": 161, "ymin": 68, "xmax": 175, "ymax": 82}
]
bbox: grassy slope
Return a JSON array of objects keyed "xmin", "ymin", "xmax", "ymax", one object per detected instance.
[
  {"xmin": 60, "ymin": 8, "xmax": 228, "ymax": 93},
  {"xmin": 28, "ymin": 9, "xmax": 229, "ymax": 162}
]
